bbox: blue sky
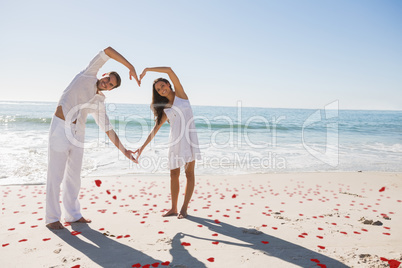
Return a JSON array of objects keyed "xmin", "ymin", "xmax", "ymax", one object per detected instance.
[{"xmin": 1, "ymin": 0, "xmax": 401, "ymax": 110}]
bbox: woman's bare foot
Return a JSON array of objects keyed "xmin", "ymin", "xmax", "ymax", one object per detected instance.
[
  {"xmin": 178, "ymin": 210, "xmax": 188, "ymax": 219},
  {"xmin": 46, "ymin": 221, "xmax": 64, "ymax": 230},
  {"xmin": 72, "ymin": 217, "xmax": 92, "ymax": 223},
  {"xmin": 162, "ymin": 209, "xmax": 178, "ymax": 217}
]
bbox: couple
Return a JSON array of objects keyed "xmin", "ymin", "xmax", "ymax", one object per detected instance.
[{"xmin": 46, "ymin": 47, "xmax": 201, "ymax": 230}]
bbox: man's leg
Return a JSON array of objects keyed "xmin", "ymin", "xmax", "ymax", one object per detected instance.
[
  {"xmin": 62, "ymin": 143, "xmax": 85, "ymax": 223},
  {"xmin": 46, "ymin": 117, "xmax": 69, "ymax": 229}
]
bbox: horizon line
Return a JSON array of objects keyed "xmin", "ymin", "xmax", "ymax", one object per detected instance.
[{"xmin": 0, "ymin": 99, "xmax": 401, "ymax": 112}]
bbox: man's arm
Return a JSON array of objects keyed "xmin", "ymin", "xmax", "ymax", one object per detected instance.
[
  {"xmin": 104, "ymin": 47, "xmax": 140, "ymax": 86},
  {"xmin": 106, "ymin": 129, "xmax": 138, "ymax": 163}
]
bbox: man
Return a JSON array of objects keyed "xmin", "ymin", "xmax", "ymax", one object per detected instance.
[{"xmin": 46, "ymin": 47, "xmax": 139, "ymax": 230}]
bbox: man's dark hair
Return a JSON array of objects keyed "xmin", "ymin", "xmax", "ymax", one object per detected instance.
[{"xmin": 108, "ymin": 71, "xmax": 121, "ymax": 89}]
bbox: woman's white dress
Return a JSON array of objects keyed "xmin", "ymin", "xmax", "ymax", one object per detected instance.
[{"xmin": 164, "ymin": 96, "xmax": 201, "ymax": 170}]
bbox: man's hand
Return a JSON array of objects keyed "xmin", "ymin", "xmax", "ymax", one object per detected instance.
[{"xmin": 130, "ymin": 69, "xmax": 141, "ymax": 87}]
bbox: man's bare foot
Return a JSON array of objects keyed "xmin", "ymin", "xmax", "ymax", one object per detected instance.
[
  {"xmin": 162, "ymin": 209, "xmax": 178, "ymax": 217},
  {"xmin": 69, "ymin": 217, "xmax": 92, "ymax": 224},
  {"xmin": 46, "ymin": 221, "xmax": 64, "ymax": 230},
  {"xmin": 178, "ymin": 211, "xmax": 188, "ymax": 219}
]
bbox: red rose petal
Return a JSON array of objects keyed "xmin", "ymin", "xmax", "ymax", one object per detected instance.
[
  {"xmin": 261, "ymin": 241, "xmax": 269, "ymax": 244},
  {"xmin": 311, "ymin": 259, "xmax": 320, "ymax": 263},
  {"xmin": 2, "ymin": 243, "xmax": 10, "ymax": 247},
  {"xmin": 212, "ymin": 241, "xmax": 219, "ymax": 245},
  {"xmin": 152, "ymin": 263, "xmax": 160, "ymax": 267},
  {"xmin": 19, "ymin": 239, "xmax": 27, "ymax": 242},
  {"xmin": 207, "ymin": 257, "xmax": 215, "ymax": 262},
  {"xmin": 71, "ymin": 231, "xmax": 81, "ymax": 236},
  {"xmin": 132, "ymin": 264, "xmax": 141, "ymax": 268},
  {"xmin": 318, "ymin": 245, "xmax": 326, "ymax": 249},
  {"xmin": 388, "ymin": 260, "xmax": 401, "ymax": 268},
  {"xmin": 317, "ymin": 264, "xmax": 327, "ymax": 268},
  {"xmin": 214, "ymin": 219, "xmax": 220, "ymax": 224},
  {"xmin": 95, "ymin": 180, "xmax": 102, "ymax": 187},
  {"xmin": 42, "ymin": 238, "xmax": 51, "ymax": 241},
  {"xmin": 379, "ymin": 187, "xmax": 385, "ymax": 192},
  {"xmin": 161, "ymin": 261, "xmax": 170, "ymax": 266},
  {"xmin": 181, "ymin": 242, "xmax": 191, "ymax": 246}
]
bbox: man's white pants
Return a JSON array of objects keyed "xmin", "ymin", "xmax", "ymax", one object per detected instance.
[{"xmin": 46, "ymin": 116, "xmax": 85, "ymax": 224}]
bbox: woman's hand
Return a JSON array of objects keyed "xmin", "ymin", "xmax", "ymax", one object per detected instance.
[
  {"xmin": 139, "ymin": 68, "xmax": 148, "ymax": 83},
  {"xmin": 133, "ymin": 146, "xmax": 145, "ymax": 161}
]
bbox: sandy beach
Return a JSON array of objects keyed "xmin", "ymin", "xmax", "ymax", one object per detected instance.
[{"xmin": 1, "ymin": 172, "xmax": 401, "ymax": 267}]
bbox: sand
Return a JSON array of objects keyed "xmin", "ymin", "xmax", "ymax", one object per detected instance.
[{"xmin": 1, "ymin": 172, "xmax": 402, "ymax": 268}]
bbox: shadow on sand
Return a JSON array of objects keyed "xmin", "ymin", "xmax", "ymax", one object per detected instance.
[
  {"xmin": 52, "ymin": 223, "xmax": 164, "ymax": 268},
  {"xmin": 182, "ymin": 215, "xmax": 350, "ymax": 268},
  {"xmin": 52, "ymin": 216, "xmax": 349, "ymax": 267}
]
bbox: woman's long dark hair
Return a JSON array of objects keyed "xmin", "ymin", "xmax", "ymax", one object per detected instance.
[{"xmin": 151, "ymin": 78, "xmax": 171, "ymax": 125}]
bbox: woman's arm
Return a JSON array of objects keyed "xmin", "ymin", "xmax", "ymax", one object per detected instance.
[
  {"xmin": 104, "ymin": 46, "xmax": 140, "ymax": 86},
  {"xmin": 140, "ymin": 67, "xmax": 187, "ymax": 99},
  {"xmin": 106, "ymin": 129, "xmax": 138, "ymax": 163},
  {"xmin": 134, "ymin": 113, "xmax": 168, "ymax": 159}
]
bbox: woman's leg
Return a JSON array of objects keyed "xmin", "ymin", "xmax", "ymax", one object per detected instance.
[
  {"xmin": 178, "ymin": 160, "xmax": 196, "ymax": 219},
  {"xmin": 163, "ymin": 167, "xmax": 181, "ymax": 216}
]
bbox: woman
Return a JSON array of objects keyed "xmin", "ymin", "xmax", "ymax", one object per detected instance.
[{"xmin": 135, "ymin": 67, "xmax": 201, "ymax": 219}]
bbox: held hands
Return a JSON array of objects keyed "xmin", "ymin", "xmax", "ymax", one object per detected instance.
[{"xmin": 124, "ymin": 149, "xmax": 139, "ymax": 164}]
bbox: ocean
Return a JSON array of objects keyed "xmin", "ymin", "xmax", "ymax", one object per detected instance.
[{"xmin": 0, "ymin": 100, "xmax": 401, "ymax": 185}]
